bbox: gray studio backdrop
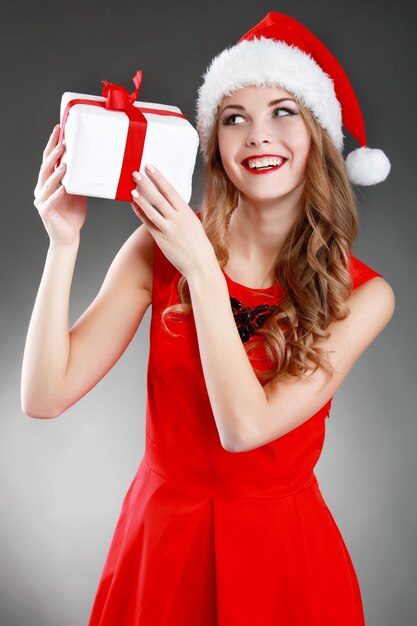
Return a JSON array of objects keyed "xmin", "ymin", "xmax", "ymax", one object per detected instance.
[{"xmin": 1, "ymin": 1, "xmax": 416, "ymax": 625}]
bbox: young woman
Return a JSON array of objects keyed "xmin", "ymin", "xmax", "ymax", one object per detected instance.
[{"xmin": 22, "ymin": 12, "xmax": 395, "ymax": 626}]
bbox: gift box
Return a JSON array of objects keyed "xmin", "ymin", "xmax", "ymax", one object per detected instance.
[{"xmin": 57, "ymin": 70, "xmax": 199, "ymax": 203}]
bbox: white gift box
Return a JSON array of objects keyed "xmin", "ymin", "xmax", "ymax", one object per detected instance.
[{"xmin": 58, "ymin": 91, "xmax": 199, "ymax": 203}]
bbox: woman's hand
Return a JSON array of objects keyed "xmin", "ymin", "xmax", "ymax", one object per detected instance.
[
  {"xmin": 130, "ymin": 165, "xmax": 217, "ymax": 280},
  {"xmin": 33, "ymin": 124, "xmax": 87, "ymax": 245}
]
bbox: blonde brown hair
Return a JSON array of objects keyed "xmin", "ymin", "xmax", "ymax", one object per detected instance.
[{"xmin": 160, "ymin": 96, "xmax": 359, "ymax": 387}]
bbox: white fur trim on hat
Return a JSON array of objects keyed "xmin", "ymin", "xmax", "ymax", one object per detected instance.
[{"xmin": 195, "ymin": 36, "xmax": 343, "ymax": 160}]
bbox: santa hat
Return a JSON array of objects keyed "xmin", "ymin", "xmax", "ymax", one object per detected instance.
[{"xmin": 195, "ymin": 12, "xmax": 391, "ymax": 186}]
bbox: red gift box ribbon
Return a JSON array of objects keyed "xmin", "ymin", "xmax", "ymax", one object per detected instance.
[{"xmin": 57, "ymin": 70, "xmax": 187, "ymax": 201}]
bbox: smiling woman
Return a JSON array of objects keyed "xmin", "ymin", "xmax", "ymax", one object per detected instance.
[
  {"xmin": 23, "ymin": 10, "xmax": 394, "ymax": 626},
  {"xmin": 84, "ymin": 13, "xmax": 395, "ymax": 626}
]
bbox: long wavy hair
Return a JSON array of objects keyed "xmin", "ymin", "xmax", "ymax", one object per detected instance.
[{"xmin": 160, "ymin": 95, "xmax": 359, "ymax": 387}]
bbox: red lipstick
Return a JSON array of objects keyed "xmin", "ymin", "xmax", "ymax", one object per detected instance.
[{"xmin": 241, "ymin": 154, "xmax": 288, "ymax": 176}]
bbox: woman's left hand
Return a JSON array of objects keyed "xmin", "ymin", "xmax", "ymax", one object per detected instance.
[{"xmin": 131, "ymin": 165, "xmax": 216, "ymax": 281}]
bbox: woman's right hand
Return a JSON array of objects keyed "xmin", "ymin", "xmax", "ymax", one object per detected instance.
[{"xmin": 34, "ymin": 124, "xmax": 87, "ymax": 245}]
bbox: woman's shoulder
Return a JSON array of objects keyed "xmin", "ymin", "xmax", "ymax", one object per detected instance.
[
  {"xmin": 346, "ymin": 252, "xmax": 395, "ymax": 339},
  {"xmin": 348, "ymin": 251, "xmax": 384, "ymax": 290},
  {"xmin": 348, "ymin": 252, "xmax": 395, "ymax": 318}
]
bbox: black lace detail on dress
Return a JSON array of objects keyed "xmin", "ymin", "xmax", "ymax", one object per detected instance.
[{"xmin": 230, "ymin": 296, "xmax": 280, "ymax": 344}]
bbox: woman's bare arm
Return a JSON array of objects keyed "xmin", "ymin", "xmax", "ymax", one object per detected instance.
[
  {"xmin": 21, "ymin": 223, "xmax": 154, "ymax": 418},
  {"xmin": 252, "ymin": 276, "xmax": 395, "ymax": 449},
  {"xmin": 187, "ymin": 263, "xmax": 395, "ymax": 453}
]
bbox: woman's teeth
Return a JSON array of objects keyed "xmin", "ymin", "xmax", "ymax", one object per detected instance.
[{"xmin": 248, "ymin": 157, "xmax": 285, "ymax": 169}]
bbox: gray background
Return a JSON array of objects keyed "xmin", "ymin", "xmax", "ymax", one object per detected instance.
[{"xmin": 1, "ymin": 0, "xmax": 416, "ymax": 624}]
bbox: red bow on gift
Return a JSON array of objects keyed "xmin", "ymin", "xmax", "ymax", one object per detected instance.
[{"xmin": 101, "ymin": 69, "xmax": 143, "ymax": 111}]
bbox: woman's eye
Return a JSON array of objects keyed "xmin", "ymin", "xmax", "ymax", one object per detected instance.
[
  {"xmin": 222, "ymin": 113, "xmax": 244, "ymax": 125},
  {"xmin": 273, "ymin": 107, "xmax": 296, "ymax": 117},
  {"xmin": 222, "ymin": 107, "xmax": 296, "ymax": 125}
]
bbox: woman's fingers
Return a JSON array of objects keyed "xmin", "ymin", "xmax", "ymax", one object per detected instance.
[
  {"xmin": 36, "ymin": 161, "xmax": 66, "ymax": 205},
  {"xmin": 42, "ymin": 124, "xmax": 60, "ymax": 160},
  {"xmin": 131, "ymin": 189, "xmax": 164, "ymax": 232},
  {"xmin": 37, "ymin": 142, "xmax": 64, "ymax": 192},
  {"xmin": 131, "ymin": 199, "xmax": 152, "ymax": 229},
  {"xmin": 139, "ymin": 165, "xmax": 185, "ymax": 209},
  {"xmin": 35, "ymin": 126, "xmax": 64, "ymax": 195},
  {"xmin": 34, "ymin": 179, "xmax": 66, "ymax": 214},
  {"xmin": 133, "ymin": 172, "xmax": 175, "ymax": 219}
]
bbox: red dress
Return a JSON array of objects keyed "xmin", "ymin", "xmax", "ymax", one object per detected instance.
[{"xmin": 88, "ymin": 216, "xmax": 383, "ymax": 626}]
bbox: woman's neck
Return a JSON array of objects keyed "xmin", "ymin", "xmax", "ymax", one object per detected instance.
[{"xmin": 225, "ymin": 194, "xmax": 303, "ymax": 284}]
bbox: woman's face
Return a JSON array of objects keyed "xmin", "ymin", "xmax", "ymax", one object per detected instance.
[{"xmin": 217, "ymin": 85, "xmax": 311, "ymax": 204}]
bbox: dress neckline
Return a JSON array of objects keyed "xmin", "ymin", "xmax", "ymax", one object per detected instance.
[{"xmin": 221, "ymin": 267, "xmax": 281, "ymax": 295}]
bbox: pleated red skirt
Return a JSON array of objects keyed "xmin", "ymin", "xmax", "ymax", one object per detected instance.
[{"xmin": 88, "ymin": 435, "xmax": 366, "ymax": 626}]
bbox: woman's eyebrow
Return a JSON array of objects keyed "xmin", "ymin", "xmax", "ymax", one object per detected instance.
[{"xmin": 220, "ymin": 97, "xmax": 296, "ymax": 114}]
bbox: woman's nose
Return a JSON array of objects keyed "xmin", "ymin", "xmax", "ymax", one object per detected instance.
[{"xmin": 245, "ymin": 122, "xmax": 274, "ymax": 147}]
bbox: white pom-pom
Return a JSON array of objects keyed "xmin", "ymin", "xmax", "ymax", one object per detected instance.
[{"xmin": 345, "ymin": 146, "xmax": 391, "ymax": 186}]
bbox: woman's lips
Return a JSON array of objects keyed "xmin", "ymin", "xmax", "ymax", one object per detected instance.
[{"xmin": 241, "ymin": 159, "xmax": 287, "ymax": 175}]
